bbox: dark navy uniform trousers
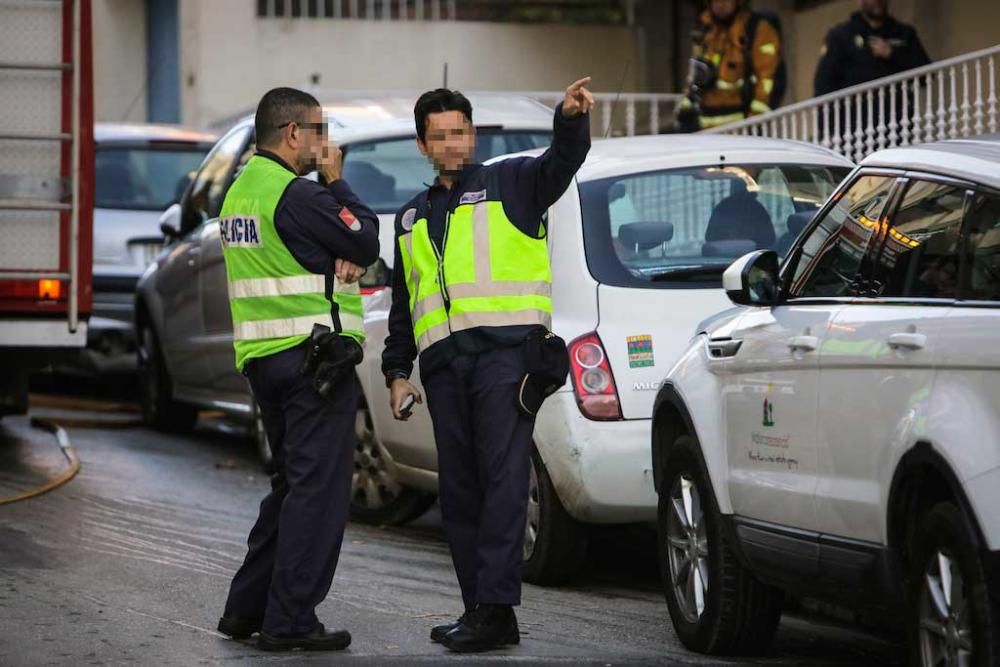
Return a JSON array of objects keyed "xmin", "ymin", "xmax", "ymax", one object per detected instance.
[
  {"xmin": 424, "ymin": 345, "xmax": 535, "ymax": 611},
  {"xmin": 223, "ymin": 344, "xmax": 356, "ymax": 636}
]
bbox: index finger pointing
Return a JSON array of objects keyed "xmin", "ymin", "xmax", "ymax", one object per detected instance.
[{"xmin": 568, "ymin": 76, "xmax": 592, "ymax": 92}]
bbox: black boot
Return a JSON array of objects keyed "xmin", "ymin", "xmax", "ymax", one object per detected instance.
[
  {"xmin": 430, "ymin": 612, "xmax": 468, "ymax": 643},
  {"xmin": 440, "ymin": 605, "xmax": 520, "ymax": 653},
  {"xmin": 257, "ymin": 623, "xmax": 352, "ymax": 652},
  {"xmin": 217, "ymin": 614, "xmax": 262, "ymax": 639}
]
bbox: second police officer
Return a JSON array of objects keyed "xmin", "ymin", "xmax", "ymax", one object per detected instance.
[
  {"xmin": 382, "ymin": 78, "xmax": 593, "ymax": 652},
  {"xmin": 215, "ymin": 87, "xmax": 379, "ymax": 652}
]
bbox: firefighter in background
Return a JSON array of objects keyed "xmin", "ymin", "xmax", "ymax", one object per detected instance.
[{"xmin": 677, "ymin": 0, "xmax": 785, "ymax": 132}]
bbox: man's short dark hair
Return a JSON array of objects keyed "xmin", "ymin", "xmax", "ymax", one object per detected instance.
[
  {"xmin": 254, "ymin": 87, "xmax": 321, "ymax": 147},
  {"xmin": 413, "ymin": 89, "xmax": 473, "ymax": 142}
]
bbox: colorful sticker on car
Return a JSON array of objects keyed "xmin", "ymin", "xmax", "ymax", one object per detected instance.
[{"xmin": 627, "ymin": 335, "xmax": 654, "ymax": 368}]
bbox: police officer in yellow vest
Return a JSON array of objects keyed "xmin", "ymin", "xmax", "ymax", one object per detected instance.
[
  {"xmin": 382, "ymin": 79, "xmax": 593, "ymax": 652},
  {"xmin": 215, "ymin": 88, "xmax": 379, "ymax": 651}
]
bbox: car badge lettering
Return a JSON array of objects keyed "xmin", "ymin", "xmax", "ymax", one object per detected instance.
[
  {"xmin": 459, "ymin": 189, "xmax": 487, "ymax": 205},
  {"xmin": 220, "ymin": 216, "xmax": 262, "ymax": 248}
]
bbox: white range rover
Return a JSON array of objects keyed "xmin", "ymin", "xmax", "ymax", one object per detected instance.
[{"xmin": 651, "ymin": 136, "xmax": 1000, "ymax": 664}]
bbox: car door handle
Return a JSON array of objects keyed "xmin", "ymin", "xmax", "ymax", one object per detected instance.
[
  {"xmin": 888, "ymin": 332, "xmax": 926, "ymax": 350},
  {"xmin": 787, "ymin": 335, "xmax": 818, "ymax": 352},
  {"xmin": 707, "ymin": 339, "xmax": 742, "ymax": 358}
]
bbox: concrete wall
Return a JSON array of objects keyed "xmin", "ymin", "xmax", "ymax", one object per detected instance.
[
  {"xmin": 786, "ymin": 0, "xmax": 1000, "ymax": 104},
  {"xmin": 178, "ymin": 0, "xmax": 643, "ymax": 127},
  {"xmin": 92, "ymin": 0, "xmax": 148, "ymax": 122}
]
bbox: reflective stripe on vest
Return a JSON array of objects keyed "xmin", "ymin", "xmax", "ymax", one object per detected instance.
[
  {"xmin": 399, "ymin": 197, "xmax": 552, "ymax": 354},
  {"xmin": 219, "ymin": 156, "xmax": 365, "ymax": 370}
]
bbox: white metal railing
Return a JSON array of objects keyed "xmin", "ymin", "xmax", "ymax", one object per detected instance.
[
  {"xmin": 707, "ymin": 43, "xmax": 1000, "ymax": 162},
  {"xmin": 520, "ymin": 91, "xmax": 683, "ymax": 138},
  {"xmin": 257, "ymin": 0, "xmax": 457, "ymax": 20},
  {"xmin": 208, "ymin": 89, "xmax": 683, "ymax": 138}
]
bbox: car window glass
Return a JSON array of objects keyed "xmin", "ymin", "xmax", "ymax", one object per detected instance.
[
  {"xmin": 342, "ymin": 131, "xmax": 553, "ymax": 214},
  {"xmin": 95, "ymin": 145, "xmax": 210, "ymax": 211},
  {"xmin": 578, "ymin": 163, "xmax": 848, "ymax": 288},
  {"xmin": 962, "ymin": 190, "xmax": 1000, "ymax": 301},
  {"xmin": 790, "ymin": 174, "xmax": 894, "ymax": 298},
  {"xmin": 183, "ymin": 126, "xmax": 250, "ymax": 232},
  {"xmin": 867, "ymin": 180, "xmax": 966, "ymax": 300},
  {"xmin": 474, "ymin": 131, "xmax": 552, "ymax": 163}
]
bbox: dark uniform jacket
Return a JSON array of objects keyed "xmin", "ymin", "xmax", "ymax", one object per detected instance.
[
  {"xmin": 256, "ymin": 150, "xmax": 380, "ymax": 275},
  {"xmin": 381, "ymin": 102, "xmax": 590, "ymax": 383},
  {"xmin": 814, "ymin": 11, "xmax": 930, "ymax": 96}
]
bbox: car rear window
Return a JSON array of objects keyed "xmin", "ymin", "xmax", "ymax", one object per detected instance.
[
  {"xmin": 578, "ymin": 163, "xmax": 850, "ymax": 288},
  {"xmin": 343, "ymin": 131, "xmax": 552, "ymax": 214},
  {"xmin": 96, "ymin": 144, "xmax": 211, "ymax": 211}
]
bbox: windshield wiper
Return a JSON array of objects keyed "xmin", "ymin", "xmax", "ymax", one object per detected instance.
[{"xmin": 649, "ymin": 265, "xmax": 727, "ymax": 282}]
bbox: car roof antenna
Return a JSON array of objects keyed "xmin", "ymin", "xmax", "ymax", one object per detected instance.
[{"xmin": 605, "ymin": 57, "xmax": 631, "ymax": 139}]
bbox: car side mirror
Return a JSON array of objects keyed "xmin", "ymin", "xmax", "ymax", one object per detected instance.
[
  {"xmin": 723, "ymin": 250, "xmax": 780, "ymax": 307},
  {"xmin": 360, "ymin": 257, "xmax": 391, "ymax": 289},
  {"xmin": 159, "ymin": 203, "xmax": 183, "ymax": 241}
]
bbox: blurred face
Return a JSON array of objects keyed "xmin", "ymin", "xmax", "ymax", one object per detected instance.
[
  {"xmin": 859, "ymin": 0, "xmax": 888, "ymax": 19},
  {"xmin": 709, "ymin": 0, "xmax": 739, "ymax": 23},
  {"xmin": 293, "ymin": 106, "xmax": 328, "ymax": 174},
  {"xmin": 418, "ymin": 110, "xmax": 476, "ymax": 177}
]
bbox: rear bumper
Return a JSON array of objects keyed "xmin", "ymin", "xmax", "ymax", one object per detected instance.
[
  {"xmin": 533, "ymin": 392, "xmax": 657, "ymax": 524},
  {"xmin": 0, "ymin": 319, "xmax": 88, "ymax": 347}
]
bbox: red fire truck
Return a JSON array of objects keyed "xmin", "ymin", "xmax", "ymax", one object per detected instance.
[{"xmin": 0, "ymin": 0, "xmax": 94, "ymax": 418}]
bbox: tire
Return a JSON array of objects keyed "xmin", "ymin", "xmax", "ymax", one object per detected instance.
[
  {"xmin": 349, "ymin": 398, "xmax": 435, "ymax": 526},
  {"xmin": 522, "ymin": 447, "xmax": 589, "ymax": 585},
  {"xmin": 657, "ymin": 435, "xmax": 783, "ymax": 656},
  {"xmin": 250, "ymin": 400, "xmax": 277, "ymax": 474},
  {"xmin": 137, "ymin": 325, "xmax": 197, "ymax": 433},
  {"xmin": 908, "ymin": 501, "xmax": 1000, "ymax": 666}
]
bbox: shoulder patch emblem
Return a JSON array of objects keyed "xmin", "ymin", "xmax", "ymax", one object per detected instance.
[
  {"xmin": 459, "ymin": 189, "xmax": 487, "ymax": 205},
  {"xmin": 854, "ymin": 34, "xmax": 865, "ymax": 49},
  {"xmin": 401, "ymin": 207, "xmax": 416, "ymax": 232},
  {"xmin": 339, "ymin": 207, "xmax": 362, "ymax": 232}
]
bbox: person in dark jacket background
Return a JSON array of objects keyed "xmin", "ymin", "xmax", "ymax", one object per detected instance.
[{"xmin": 814, "ymin": 0, "xmax": 930, "ymax": 96}]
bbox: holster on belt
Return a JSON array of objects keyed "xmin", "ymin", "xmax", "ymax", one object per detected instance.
[{"xmin": 300, "ymin": 323, "xmax": 363, "ymax": 402}]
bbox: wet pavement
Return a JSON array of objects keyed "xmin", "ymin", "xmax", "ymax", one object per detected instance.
[{"xmin": 0, "ymin": 391, "xmax": 905, "ymax": 666}]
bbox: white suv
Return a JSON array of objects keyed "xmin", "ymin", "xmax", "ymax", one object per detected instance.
[{"xmin": 651, "ymin": 137, "xmax": 1000, "ymax": 663}]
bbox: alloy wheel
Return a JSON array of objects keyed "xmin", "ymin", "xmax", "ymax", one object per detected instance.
[
  {"xmin": 666, "ymin": 474, "xmax": 709, "ymax": 623},
  {"xmin": 919, "ymin": 549, "xmax": 973, "ymax": 667},
  {"xmin": 351, "ymin": 407, "xmax": 402, "ymax": 510},
  {"xmin": 524, "ymin": 457, "xmax": 541, "ymax": 560}
]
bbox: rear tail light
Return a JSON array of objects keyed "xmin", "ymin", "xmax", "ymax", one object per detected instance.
[
  {"xmin": 0, "ymin": 279, "xmax": 65, "ymax": 301},
  {"xmin": 569, "ymin": 332, "xmax": 623, "ymax": 421}
]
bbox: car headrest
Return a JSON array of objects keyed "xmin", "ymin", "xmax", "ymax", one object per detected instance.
[
  {"xmin": 786, "ymin": 210, "xmax": 815, "ymax": 236},
  {"xmin": 618, "ymin": 222, "xmax": 674, "ymax": 250},
  {"xmin": 702, "ymin": 239, "xmax": 757, "ymax": 258}
]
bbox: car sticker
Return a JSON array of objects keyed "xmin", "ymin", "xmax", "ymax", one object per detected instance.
[{"xmin": 626, "ymin": 335, "xmax": 654, "ymax": 368}]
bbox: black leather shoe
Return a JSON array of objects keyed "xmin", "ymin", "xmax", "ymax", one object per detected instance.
[
  {"xmin": 440, "ymin": 605, "xmax": 520, "ymax": 653},
  {"xmin": 217, "ymin": 614, "xmax": 262, "ymax": 639},
  {"xmin": 257, "ymin": 623, "xmax": 352, "ymax": 652},
  {"xmin": 430, "ymin": 612, "xmax": 467, "ymax": 643}
]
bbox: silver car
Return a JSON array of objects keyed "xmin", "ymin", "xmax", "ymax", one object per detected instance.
[
  {"xmin": 134, "ymin": 95, "xmax": 554, "ymax": 524},
  {"xmin": 78, "ymin": 124, "xmax": 215, "ymax": 375}
]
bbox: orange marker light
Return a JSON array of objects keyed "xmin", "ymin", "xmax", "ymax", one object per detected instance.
[{"xmin": 38, "ymin": 279, "xmax": 61, "ymax": 300}]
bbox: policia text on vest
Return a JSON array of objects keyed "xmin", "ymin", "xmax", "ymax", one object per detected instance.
[
  {"xmin": 381, "ymin": 80, "xmax": 593, "ymax": 653},
  {"xmin": 215, "ymin": 87, "xmax": 379, "ymax": 652}
]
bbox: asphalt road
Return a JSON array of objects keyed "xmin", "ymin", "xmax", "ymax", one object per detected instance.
[{"xmin": 0, "ymin": 390, "xmax": 905, "ymax": 666}]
